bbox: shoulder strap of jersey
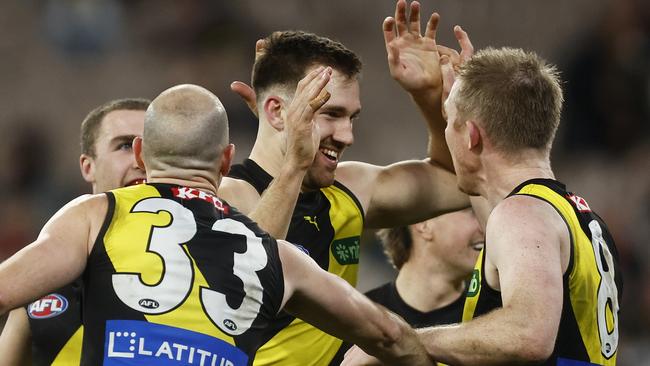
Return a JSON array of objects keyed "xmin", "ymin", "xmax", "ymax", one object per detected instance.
[
  {"xmin": 227, "ymin": 158, "xmax": 272, "ymax": 195},
  {"xmin": 331, "ymin": 180, "xmax": 365, "ymax": 220}
]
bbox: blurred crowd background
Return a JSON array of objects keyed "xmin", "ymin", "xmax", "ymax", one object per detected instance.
[{"xmin": 0, "ymin": 0, "xmax": 647, "ymax": 363}]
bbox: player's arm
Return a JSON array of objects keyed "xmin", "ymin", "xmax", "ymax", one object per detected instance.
[
  {"xmin": 0, "ymin": 308, "xmax": 31, "ymax": 366},
  {"xmin": 340, "ymin": 2, "xmax": 473, "ymax": 229},
  {"xmin": 218, "ymin": 177, "xmax": 263, "ymax": 215},
  {"xmin": 337, "ymin": 160, "xmax": 469, "ymax": 228},
  {"xmin": 0, "ymin": 194, "xmax": 105, "ymax": 316},
  {"xmin": 343, "ymin": 197, "xmax": 566, "ymax": 366},
  {"xmin": 277, "ymin": 240, "xmax": 433, "ymax": 366},
  {"xmin": 220, "ymin": 168, "xmax": 302, "ymax": 241},
  {"xmin": 418, "ymin": 197, "xmax": 565, "ymax": 364},
  {"xmin": 383, "ymin": 0, "xmax": 451, "ymax": 171},
  {"xmin": 221, "ymin": 67, "xmax": 331, "ymax": 239}
]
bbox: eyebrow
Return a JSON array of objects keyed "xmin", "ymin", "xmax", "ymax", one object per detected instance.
[
  {"xmin": 109, "ymin": 135, "xmax": 138, "ymax": 146},
  {"xmin": 320, "ymin": 105, "xmax": 362, "ymax": 118}
]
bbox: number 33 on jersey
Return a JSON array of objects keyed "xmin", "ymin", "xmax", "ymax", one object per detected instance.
[{"xmin": 83, "ymin": 183, "xmax": 285, "ymax": 366}]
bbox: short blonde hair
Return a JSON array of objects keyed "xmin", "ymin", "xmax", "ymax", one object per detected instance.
[{"xmin": 456, "ymin": 47, "xmax": 563, "ymax": 153}]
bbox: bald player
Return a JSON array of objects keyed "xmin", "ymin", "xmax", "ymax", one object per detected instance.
[
  {"xmin": 0, "ymin": 83, "xmax": 431, "ymax": 366},
  {"xmin": 0, "ymin": 98, "xmax": 148, "ymax": 365}
]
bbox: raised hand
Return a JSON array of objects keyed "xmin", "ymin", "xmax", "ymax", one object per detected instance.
[
  {"xmin": 282, "ymin": 66, "xmax": 332, "ymax": 170},
  {"xmin": 383, "ymin": 0, "xmax": 442, "ymax": 95},
  {"xmin": 230, "ymin": 39, "xmax": 268, "ymax": 117},
  {"xmin": 231, "ymin": 81, "xmax": 258, "ymax": 116},
  {"xmin": 436, "ymin": 25, "xmax": 475, "ymax": 102}
]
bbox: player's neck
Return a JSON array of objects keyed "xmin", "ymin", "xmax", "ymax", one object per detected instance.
[
  {"xmin": 482, "ymin": 150, "xmax": 554, "ymax": 207},
  {"xmin": 249, "ymin": 127, "xmax": 286, "ymax": 179},
  {"xmin": 395, "ymin": 260, "xmax": 466, "ymax": 313},
  {"xmin": 147, "ymin": 170, "xmax": 219, "ymax": 196}
]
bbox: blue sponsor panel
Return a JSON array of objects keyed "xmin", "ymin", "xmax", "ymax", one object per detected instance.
[{"xmin": 104, "ymin": 320, "xmax": 248, "ymax": 366}]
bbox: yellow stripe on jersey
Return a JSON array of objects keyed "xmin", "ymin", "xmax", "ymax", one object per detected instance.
[
  {"xmin": 323, "ymin": 184, "xmax": 364, "ymax": 286},
  {"xmin": 105, "ymin": 185, "xmax": 235, "ymax": 345},
  {"xmin": 253, "ymin": 184, "xmax": 364, "ymax": 366},
  {"xmin": 461, "ymin": 250, "xmax": 484, "ymax": 322},
  {"xmin": 517, "ymin": 184, "xmax": 618, "ymax": 365},
  {"xmin": 252, "ymin": 317, "xmax": 343, "ymax": 366},
  {"xmin": 51, "ymin": 326, "xmax": 83, "ymax": 365}
]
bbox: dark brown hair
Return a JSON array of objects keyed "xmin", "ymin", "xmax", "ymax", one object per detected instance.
[{"xmin": 252, "ymin": 30, "xmax": 362, "ymax": 98}]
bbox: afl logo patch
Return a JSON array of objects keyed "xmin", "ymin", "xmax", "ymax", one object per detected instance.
[
  {"xmin": 28, "ymin": 294, "xmax": 69, "ymax": 319},
  {"xmin": 139, "ymin": 298, "xmax": 159, "ymax": 309},
  {"xmin": 223, "ymin": 319, "xmax": 237, "ymax": 332}
]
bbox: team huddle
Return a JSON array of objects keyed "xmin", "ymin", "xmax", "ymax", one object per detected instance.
[{"xmin": 0, "ymin": 1, "xmax": 621, "ymax": 365}]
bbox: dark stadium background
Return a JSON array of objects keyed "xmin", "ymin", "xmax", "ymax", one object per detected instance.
[{"xmin": 0, "ymin": 0, "xmax": 647, "ymax": 363}]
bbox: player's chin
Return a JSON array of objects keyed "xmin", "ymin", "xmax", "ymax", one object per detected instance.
[
  {"xmin": 304, "ymin": 171, "xmax": 335, "ymax": 190},
  {"xmin": 458, "ymin": 179, "xmax": 479, "ymax": 196}
]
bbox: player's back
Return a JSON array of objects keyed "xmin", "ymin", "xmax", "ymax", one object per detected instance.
[
  {"xmin": 81, "ymin": 183, "xmax": 285, "ymax": 366},
  {"xmin": 463, "ymin": 178, "xmax": 622, "ymax": 365}
]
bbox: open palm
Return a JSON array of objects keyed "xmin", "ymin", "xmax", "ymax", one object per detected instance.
[{"xmin": 384, "ymin": 0, "xmax": 442, "ymax": 94}]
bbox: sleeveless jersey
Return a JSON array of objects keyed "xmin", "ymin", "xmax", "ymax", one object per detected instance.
[
  {"xmin": 332, "ymin": 281, "xmax": 465, "ymax": 366},
  {"xmin": 81, "ymin": 183, "xmax": 284, "ymax": 366},
  {"xmin": 366, "ymin": 281, "xmax": 465, "ymax": 328},
  {"xmin": 27, "ymin": 281, "xmax": 83, "ymax": 365},
  {"xmin": 228, "ymin": 159, "xmax": 365, "ymax": 366},
  {"xmin": 462, "ymin": 179, "xmax": 622, "ymax": 365}
]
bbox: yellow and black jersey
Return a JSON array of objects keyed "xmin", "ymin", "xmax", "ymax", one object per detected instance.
[
  {"xmin": 27, "ymin": 281, "xmax": 83, "ymax": 365},
  {"xmin": 463, "ymin": 178, "xmax": 622, "ymax": 365},
  {"xmin": 82, "ymin": 183, "xmax": 284, "ymax": 366},
  {"xmin": 229, "ymin": 159, "xmax": 365, "ymax": 366}
]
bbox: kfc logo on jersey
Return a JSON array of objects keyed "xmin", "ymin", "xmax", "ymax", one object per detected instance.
[
  {"xmin": 172, "ymin": 186, "xmax": 229, "ymax": 213},
  {"xmin": 28, "ymin": 294, "xmax": 69, "ymax": 319},
  {"xmin": 567, "ymin": 194, "xmax": 592, "ymax": 212}
]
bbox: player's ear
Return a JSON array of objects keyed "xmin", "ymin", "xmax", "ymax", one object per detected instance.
[
  {"xmin": 220, "ymin": 143, "xmax": 235, "ymax": 177},
  {"xmin": 79, "ymin": 154, "xmax": 95, "ymax": 183},
  {"xmin": 413, "ymin": 221, "xmax": 435, "ymax": 241},
  {"xmin": 132, "ymin": 136, "xmax": 146, "ymax": 170},
  {"xmin": 263, "ymin": 95, "xmax": 285, "ymax": 131},
  {"xmin": 466, "ymin": 120, "xmax": 482, "ymax": 151}
]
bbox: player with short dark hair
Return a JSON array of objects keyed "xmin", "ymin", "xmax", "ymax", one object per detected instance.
[{"xmin": 219, "ymin": 2, "xmax": 470, "ymax": 364}]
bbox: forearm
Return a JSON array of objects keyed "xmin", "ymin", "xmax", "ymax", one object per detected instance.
[
  {"xmin": 0, "ymin": 308, "xmax": 32, "ymax": 366},
  {"xmin": 360, "ymin": 310, "xmax": 432, "ymax": 366},
  {"xmin": 419, "ymin": 307, "xmax": 552, "ymax": 365},
  {"xmin": 281, "ymin": 248, "xmax": 431, "ymax": 366},
  {"xmin": 292, "ymin": 284, "xmax": 430, "ymax": 366},
  {"xmin": 248, "ymin": 164, "xmax": 306, "ymax": 239},
  {"xmin": 410, "ymin": 89, "xmax": 454, "ymax": 172}
]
